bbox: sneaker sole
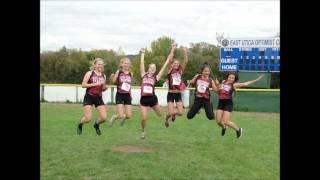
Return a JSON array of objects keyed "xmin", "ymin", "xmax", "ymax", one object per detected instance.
[
  {"xmin": 94, "ymin": 125, "xmax": 101, "ymax": 135},
  {"xmin": 95, "ymin": 130, "xmax": 101, "ymax": 135},
  {"xmin": 164, "ymin": 122, "xmax": 169, "ymax": 128},
  {"xmin": 238, "ymin": 128, "xmax": 243, "ymax": 138},
  {"xmin": 77, "ymin": 128, "xmax": 82, "ymax": 135},
  {"xmin": 221, "ymin": 129, "xmax": 226, "ymax": 136},
  {"xmin": 77, "ymin": 119, "xmax": 82, "ymax": 135},
  {"xmin": 172, "ymin": 115, "xmax": 176, "ymax": 122}
]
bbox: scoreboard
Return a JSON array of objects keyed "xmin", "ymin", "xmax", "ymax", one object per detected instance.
[{"xmin": 219, "ymin": 38, "xmax": 280, "ymax": 72}]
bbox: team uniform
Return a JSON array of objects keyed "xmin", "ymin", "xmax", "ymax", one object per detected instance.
[
  {"xmin": 78, "ymin": 70, "xmax": 106, "ymax": 136},
  {"xmin": 217, "ymin": 81, "xmax": 243, "ymax": 138},
  {"xmin": 140, "ymin": 74, "xmax": 158, "ymax": 107},
  {"xmin": 187, "ymin": 75, "xmax": 214, "ymax": 120},
  {"xmin": 83, "ymin": 71, "xmax": 106, "ymax": 107},
  {"xmin": 115, "ymin": 71, "xmax": 132, "ymax": 105},
  {"xmin": 167, "ymin": 68, "xmax": 183, "ymax": 103},
  {"xmin": 217, "ymin": 82, "xmax": 234, "ymax": 112}
]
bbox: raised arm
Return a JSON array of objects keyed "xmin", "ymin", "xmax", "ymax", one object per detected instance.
[
  {"xmin": 233, "ymin": 74, "xmax": 264, "ymax": 88},
  {"xmin": 188, "ymin": 74, "xmax": 200, "ymax": 85},
  {"xmin": 213, "ymin": 77, "xmax": 221, "ymax": 89},
  {"xmin": 214, "ymin": 77, "xmax": 219, "ymax": 85},
  {"xmin": 166, "ymin": 43, "xmax": 176, "ymax": 69},
  {"xmin": 140, "ymin": 48, "xmax": 146, "ymax": 77},
  {"xmin": 156, "ymin": 57, "xmax": 171, "ymax": 81},
  {"xmin": 110, "ymin": 70, "xmax": 120, "ymax": 84},
  {"xmin": 180, "ymin": 47, "xmax": 189, "ymax": 73}
]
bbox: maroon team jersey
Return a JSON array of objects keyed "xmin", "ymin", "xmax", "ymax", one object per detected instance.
[
  {"xmin": 117, "ymin": 71, "xmax": 132, "ymax": 94},
  {"xmin": 195, "ymin": 75, "xmax": 212, "ymax": 99},
  {"xmin": 87, "ymin": 71, "xmax": 106, "ymax": 97},
  {"xmin": 140, "ymin": 73, "xmax": 157, "ymax": 97},
  {"xmin": 218, "ymin": 82, "xmax": 234, "ymax": 99},
  {"xmin": 168, "ymin": 68, "xmax": 183, "ymax": 91}
]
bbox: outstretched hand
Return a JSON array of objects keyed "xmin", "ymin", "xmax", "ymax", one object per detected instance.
[
  {"xmin": 110, "ymin": 73, "xmax": 115, "ymax": 79},
  {"xmin": 180, "ymin": 47, "xmax": 187, "ymax": 54},
  {"xmin": 256, "ymin": 74, "xmax": 264, "ymax": 81},
  {"xmin": 171, "ymin": 43, "xmax": 177, "ymax": 49},
  {"xmin": 215, "ymin": 78, "xmax": 219, "ymax": 84}
]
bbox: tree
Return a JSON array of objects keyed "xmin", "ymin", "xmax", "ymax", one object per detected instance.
[
  {"xmin": 187, "ymin": 42, "xmax": 222, "ymax": 80},
  {"xmin": 40, "ymin": 40, "xmax": 280, "ymax": 88}
]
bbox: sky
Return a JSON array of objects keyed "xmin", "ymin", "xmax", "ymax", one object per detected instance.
[{"xmin": 41, "ymin": 0, "xmax": 279, "ymax": 54}]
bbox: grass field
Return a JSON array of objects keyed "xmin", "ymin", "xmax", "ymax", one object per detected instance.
[{"xmin": 41, "ymin": 103, "xmax": 279, "ymax": 180}]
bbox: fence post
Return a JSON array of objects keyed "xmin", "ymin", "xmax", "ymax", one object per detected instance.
[
  {"xmin": 76, "ymin": 86, "xmax": 79, "ymax": 103},
  {"xmin": 189, "ymin": 88, "xmax": 193, "ymax": 107},
  {"xmin": 111, "ymin": 87, "xmax": 114, "ymax": 104},
  {"xmin": 41, "ymin": 85, "xmax": 45, "ymax": 102}
]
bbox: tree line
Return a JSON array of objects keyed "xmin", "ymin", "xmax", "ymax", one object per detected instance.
[{"xmin": 40, "ymin": 36, "xmax": 280, "ymax": 88}]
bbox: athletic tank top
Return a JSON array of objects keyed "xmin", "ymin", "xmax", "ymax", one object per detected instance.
[
  {"xmin": 195, "ymin": 75, "xmax": 212, "ymax": 99},
  {"xmin": 140, "ymin": 73, "xmax": 157, "ymax": 97},
  {"xmin": 117, "ymin": 71, "xmax": 132, "ymax": 94},
  {"xmin": 86, "ymin": 71, "xmax": 106, "ymax": 97},
  {"xmin": 218, "ymin": 82, "xmax": 234, "ymax": 99},
  {"xmin": 167, "ymin": 68, "xmax": 183, "ymax": 91}
]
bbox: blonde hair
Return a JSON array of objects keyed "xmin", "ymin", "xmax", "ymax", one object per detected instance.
[
  {"xmin": 119, "ymin": 57, "xmax": 131, "ymax": 71},
  {"xmin": 90, "ymin": 58, "xmax": 104, "ymax": 71}
]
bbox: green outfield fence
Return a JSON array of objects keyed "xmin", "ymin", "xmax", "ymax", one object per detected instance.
[
  {"xmin": 40, "ymin": 84, "xmax": 279, "ymax": 113},
  {"xmin": 190, "ymin": 89, "xmax": 279, "ymax": 113}
]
